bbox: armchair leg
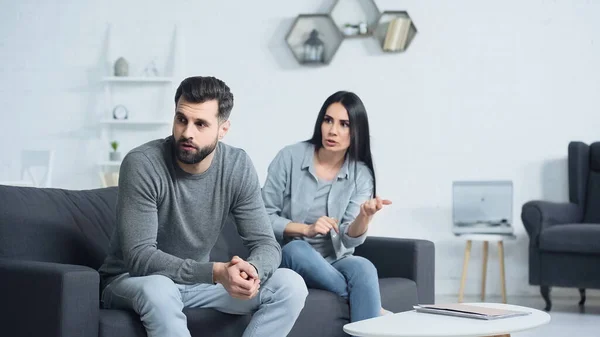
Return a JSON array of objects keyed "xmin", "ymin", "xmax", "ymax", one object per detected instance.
[
  {"xmin": 579, "ymin": 288, "xmax": 586, "ymax": 306},
  {"xmin": 541, "ymin": 286, "xmax": 551, "ymax": 311}
]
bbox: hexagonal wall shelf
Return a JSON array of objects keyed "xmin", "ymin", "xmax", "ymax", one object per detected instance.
[
  {"xmin": 329, "ymin": 0, "xmax": 380, "ymax": 38},
  {"xmin": 285, "ymin": 14, "xmax": 343, "ymax": 66},
  {"xmin": 374, "ymin": 11, "xmax": 418, "ymax": 53}
]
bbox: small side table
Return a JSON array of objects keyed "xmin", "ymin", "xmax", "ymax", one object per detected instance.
[{"xmin": 457, "ymin": 234, "xmax": 516, "ymax": 304}]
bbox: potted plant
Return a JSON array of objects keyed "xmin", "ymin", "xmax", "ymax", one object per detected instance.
[{"xmin": 109, "ymin": 141, "xmax": 121, "ymax": 161}]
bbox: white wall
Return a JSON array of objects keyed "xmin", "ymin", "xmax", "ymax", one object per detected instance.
[{"xmin": 2, "ymin": 0, "xmax": 600, "ymax": 298}]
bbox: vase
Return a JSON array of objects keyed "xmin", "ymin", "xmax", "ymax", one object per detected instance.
[
  {"xmin": 114, "ymin": 57, "xmax": 129, "ymax": 77},
  {"xmin": 109, "ymin": 151, "xmax": 121, "ymax": 162}
]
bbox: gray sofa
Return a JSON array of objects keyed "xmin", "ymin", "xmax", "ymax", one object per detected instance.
[
  {"xmin": 0, "ymin": 185, "xmax": 435, "ymax": 337},
  {"xmin": 521, "ymin": 141, "xmax": 600, "ymax": 311}
]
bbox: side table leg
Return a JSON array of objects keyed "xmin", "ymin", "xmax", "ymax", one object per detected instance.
[
  {"xmin": 459, "ymin": 240, "xmax": 472, "ymax": 303},
  {"xmin": 498, "ymin": 241, "xmax": 507, "ymax": 304},
  {"xmin": 481, "ymin": 241, "xmax": 489, "ymax": 301}
]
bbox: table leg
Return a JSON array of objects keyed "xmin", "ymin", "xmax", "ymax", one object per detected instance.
[
  {"xmin": 481, "ymin": 241, "xmax": 489, "ymax": 301},
  {"xmin": 459, "ymin": 240, "xmax": 472, "ymax": 303},
  {"xmin": 498, "ymin": 241, "xmax": 507, "ymax": 304}
]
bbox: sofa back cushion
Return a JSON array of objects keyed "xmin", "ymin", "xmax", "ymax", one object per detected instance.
[
  {"xmin": 210, "ymin": 214, "xmax": 250, "ymax": 262},
  {"xmin": 0, "ymin": 185, "xmax": 251, "ymax": 269},
  {"xmin": 0, "ymin": 185, "xmax": 117, "ymax": 269}
]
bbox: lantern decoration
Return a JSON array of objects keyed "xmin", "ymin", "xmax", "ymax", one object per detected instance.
[{"xmin": 303, "ymin": 29, "xmax": 325, "ymax": 64}]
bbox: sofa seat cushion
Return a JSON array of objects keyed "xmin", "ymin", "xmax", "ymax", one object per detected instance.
[
  {"xmin": 539, "ymin": 224, "xmax": 600, "ymax": 254},
  {"xmin": 379, "ymin": 277, "xmax": 419, "ymax": 311},
  {"xmin": 184, "ymin": 308, "xmax": 251, "ymax": 336},
  {"xmin": 99, "ymin": 277, "xmax": 419, "ymax": 337},
  {"xmin": 99, "ymin": 308, "xmax": 251, "ymax": 337},
  {"xmin": 99, "ymin": 309, "xmax": 146, "ymax": 337},
  {"xmin": 288, "ymin": 288, "xmax": 350, "ymax": 337}
]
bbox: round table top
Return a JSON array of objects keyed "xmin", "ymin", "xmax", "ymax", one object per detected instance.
[
  {"xmin": 343, "ymin": 302, "xmax": 550, "ymax": 337},
  {"xmin": 457, "ymin": 234, "xmax": 517, "ymax": 242}
]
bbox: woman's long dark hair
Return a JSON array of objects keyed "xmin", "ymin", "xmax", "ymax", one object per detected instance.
[{"xmin": 307, "ymin": 91, "xmax": 377, "ymax": 197}]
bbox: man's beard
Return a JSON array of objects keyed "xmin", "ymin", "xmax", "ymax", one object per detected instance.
[{"xmin": 173, "ymin": 136, "xmax": 218, "ymax": 165}]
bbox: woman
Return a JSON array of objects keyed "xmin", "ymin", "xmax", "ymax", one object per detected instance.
[{"xmin": 261, "ymin": 91, "xmax": 392, "ymax": 323}]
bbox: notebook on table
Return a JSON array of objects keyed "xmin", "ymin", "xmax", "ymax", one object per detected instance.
[{"xmin": 413, "ymin": 303, "xmax": 531, "ymax": 320}]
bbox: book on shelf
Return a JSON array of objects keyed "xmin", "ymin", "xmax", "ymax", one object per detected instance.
[
  {"xmin": 383, "ymin": 17, "xmax": 412, "ymax": 52},
  {"xmin": 413, "ymin": 304, "xmax": 532, "ymax": 320}
]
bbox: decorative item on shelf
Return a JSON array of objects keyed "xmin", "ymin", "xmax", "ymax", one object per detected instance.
[
  {"xmin": 114, "ymin": 57, "xmax": 129, "ymax": 76},
  {"xmin": 359, "ymin": 22, "xmax": 368, "ymax": 35},
  {"xmin": 343, "ymin": 23, "xmax": 360, "ymax": 36},
  {"xmin": 112, "ymin": 104, "xmax": 128, "ymax": 120},
  {"xmin": 383, "ymin": 16, "xmax": 412, "ymax": 52},
  {"xmin": 329, "ymin": 0, "xmax": 380, "ymax": 38},
  {"xmin": 285, "ymin": 14, "xmax": 342, "ymax": 66},
  {"xmin": 343, "ymin": 22, "xmax": 368, "ymax": 36},
  {"xmin": 109, "ymin": 141, "xmax": 121, "ymax": 162},
  {"xmin": 143, "ymin": 59, "xmax": 159, "ymax": 77},
  {"xmin": 303, "ymin": 29, "xmax": 325, "ymax": 64}
]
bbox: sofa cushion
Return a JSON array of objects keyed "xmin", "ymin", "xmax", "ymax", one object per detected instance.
[
  {"xmin": 0, "ymin": 185, "xmax": 118, "ymax": 269},
  {"xmin": 289, "ymin": 288, "xmax": 349, "ymax": 337},
  {"xmin": 99, "ymin": 308, "xmax": 252, "ymax": 337},
  {"xmin": 98, "ymin": 277, "xmax": 418, "ymax": 337},
  {"xmin": 98, "ymin": 290, "xmax": 348, "ymax": 337},
  {"xmin": 99, "ymin": 309, "xmax": 146, "ymax": 337},
  {"xmin": 210, "ymin": 214, "xmax": 250, "ymax": 263},
  {"xmin": 379, "ymin": 277, "xmax": 419, "ymax": 311},
  {"xmin": 539, "ymin": 224, "xmax": 600, "ymax": 254},
  {"xmin": 290, "ymin": 277, "xmax": 417, "ymax": 337},
  {"xmin": 184, "ymin": 308, "xmax": 251, "ymax": 337},
  {"xmin": 0, "ymin": 185, "xmax": 253, "ymax": 270}
]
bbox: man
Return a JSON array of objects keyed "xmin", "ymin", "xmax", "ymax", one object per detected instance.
[{"xmin": 98, "ymin": 76, "xmax": 308, "ymax": 337}]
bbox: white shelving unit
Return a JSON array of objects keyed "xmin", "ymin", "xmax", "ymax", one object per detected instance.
[{"xmin": 98, "ymin": 24, "xmax": 184, "ymax": 187}]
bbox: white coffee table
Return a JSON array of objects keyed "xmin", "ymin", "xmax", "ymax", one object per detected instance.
[{"xmin": 343, "ymin": 303, "xmax": 550, "ymax": 337}]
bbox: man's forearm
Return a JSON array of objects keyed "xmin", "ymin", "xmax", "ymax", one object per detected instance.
[
  {"xmin": 347, "ymin": 214, "xmax": 371, "ymax": 237},
  {"xmin": 124, "ymin": 244, "xmax": 214, "ymax": 284}
]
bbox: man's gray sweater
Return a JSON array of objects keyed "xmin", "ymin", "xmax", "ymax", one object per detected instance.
[{"xmin": 98, "ymin": 136, "xmax": 281, "ymax": 287}]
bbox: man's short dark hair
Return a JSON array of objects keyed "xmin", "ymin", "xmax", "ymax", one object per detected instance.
[{"xmin": 174, "ymin": 76, "xmax": 234, "ymax": 121}]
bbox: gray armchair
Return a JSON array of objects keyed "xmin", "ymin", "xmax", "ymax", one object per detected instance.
[{"xmin": 521, "ymin": 141, "xmax": 600, "ymax": 311}]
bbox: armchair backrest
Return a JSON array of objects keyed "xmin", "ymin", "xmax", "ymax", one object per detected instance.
[{"xmin": 569, "ymin": 141, "xmax": 600, "ymax": 223}]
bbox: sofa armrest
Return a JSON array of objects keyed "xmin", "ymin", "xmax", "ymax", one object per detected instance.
[
  {"xmin": 0, "ymin": 258, "xmax": 99, "ymax": 337},
  {"xmin": 521, "ymin": 201, "xmax": 583, "ymax": 244},
  {"xmin": 354, "ymin": 237, "xmax": 435, "ymax": 305}
]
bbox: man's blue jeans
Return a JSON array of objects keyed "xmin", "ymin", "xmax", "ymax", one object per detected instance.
[{"xmin": 280, "ymin": 240, "xmax": 381, "ymax": 322}]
